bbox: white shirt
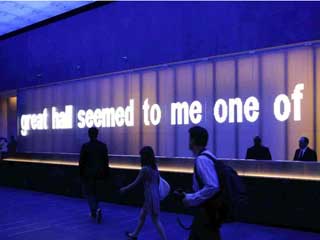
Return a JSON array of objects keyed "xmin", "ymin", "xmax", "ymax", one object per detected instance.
[
  {"xmin": 299, "ymin": 147, "xmax": 307, "ymax": 159},
  {"xmin": 184, "ymin": 150, "xmax": 220, "ymax": 207}
]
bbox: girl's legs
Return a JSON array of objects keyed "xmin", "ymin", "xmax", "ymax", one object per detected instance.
[
  {"xmin": 151, "ymin": 214, "xmax": 167, "ymax": 240},
  {"xmin": 129, "ymin": 208, "xmax": 147, "ymax": 237}
]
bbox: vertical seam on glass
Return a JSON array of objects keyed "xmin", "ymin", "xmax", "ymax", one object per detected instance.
[
  {"xmin": 235, "ymin": 58, "xmax": 239, "ymax": 159},
  {"xmin": 156, "ymin": 70, "xmax": 160, "ymax": 156},
  {"xmin": 284, "ymin": 51, "xmax": 289, "ymax": 160},
  {"xmin": 110, "ymin": 76, "xmax": 115, "ymax": 153},
  {"xmin": 212, "ymin": 61, "xmax": 217, "ymax": 154},
  {"xmin": 173, "ymin": 67, "xmax": 177, "ymax": 157},
  {"xmin": 124, "ymin": 74, "xmax": 129, "ymax": 155},
  {"xmin": 258, "ymin": 54, "xmax": 263, "ymax": 139},
  {"xmin": 312, "ymin": 46, "xmax": 317, "ymax": 152},
  {"xmin": 139, "ymin": 73, "xmax": 143, "ymax": 150},
  {"xmin": 192, "ymin": 63, "xmax": 196, "ymax": 101}
]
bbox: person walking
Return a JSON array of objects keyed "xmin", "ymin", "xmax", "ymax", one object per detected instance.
[
  {"xmin": 182, "ymin": 126, "xmax": 221, "ymax": 240},
  {"xmin": 79, "ymin": 127, "xmax": 109, "ymax": 223},
  {"xmin": 120, "ymin": 146, "xmax": 167, "ymax": 240}
]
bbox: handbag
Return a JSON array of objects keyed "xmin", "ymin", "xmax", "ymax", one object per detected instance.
[{"xmin": 159, "ymin": 176, "xmax": 171, "ymax": 200}]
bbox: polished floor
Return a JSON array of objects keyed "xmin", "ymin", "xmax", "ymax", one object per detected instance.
[{"xmin": 0, "ymin": 187, "xmax": 319, "ymax": 240}]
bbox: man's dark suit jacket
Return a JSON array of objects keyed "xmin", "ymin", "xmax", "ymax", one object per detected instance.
[
  {"xmin": 293, "ymin": 147, "xmax": 317, "ymax": 161},
  {"xmin": 246, "ymin": 145, "xmax": 272, "ymax": 160},
  {"xmin": 79, "ymin": 139, "xmax": 109, "ymax": 179}
]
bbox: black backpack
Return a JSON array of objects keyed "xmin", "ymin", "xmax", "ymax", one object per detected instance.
[{"xmin": 196, "ymin": 153, "xmax": 248, "ymax": 224}]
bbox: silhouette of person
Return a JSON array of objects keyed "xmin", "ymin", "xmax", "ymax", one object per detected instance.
[
  {"xmin": 293, "ymin": 137, "xmax": 317, "ymax": 161},
  {"xmin": 79, "ymin": 127, "xmax": 109, "ymax": 223},
  {"xmin": 120, "ymin": 146, "xmax": 167, "ymax": 240},
  {"xmin": 246, "ymin": 136, "xmax": 272, "ymax": 160},
  {"xmin": 7, "ymin": 136, "xmax": 17, "ymax": 156}
]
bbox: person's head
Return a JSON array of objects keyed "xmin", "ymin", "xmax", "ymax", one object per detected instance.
[
  {"xmin": 299, "ymin": 136, "xmax": 309, "ymax": 149},
  {"xmin": 139, "ymin": 146, "xmax": 157, "ymax": 169},
  {"xmin": 253, "ymin": 136, "xmax": 262, "ymax": 146},
  {"xmin": 188, "ymin": 126, "xmax": 208, "ymax": 155},
  {"xmin": 10, "ymin": 136, "xmax": 15, "ymax": 141},
  {"xmin": 88, "ymin": 127, "xmax": 99, "ymax": 140}
]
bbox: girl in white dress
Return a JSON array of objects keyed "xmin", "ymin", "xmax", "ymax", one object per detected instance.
[{"xmin": 120, "ymin": 146, "xmax": 167, "ymax": 240}]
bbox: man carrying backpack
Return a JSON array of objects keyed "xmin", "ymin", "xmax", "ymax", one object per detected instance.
[{"xmin": 182, "ymin": 126, "xmax": 222, "ymax": 240}]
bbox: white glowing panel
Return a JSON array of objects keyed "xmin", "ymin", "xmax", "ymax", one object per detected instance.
[
  {"xmin": 19, "ymin": 83, "xmax": 304, "ymax": 136},
  {"xmin": 16, "ymin": 42, "xmax": 319, "ymax": 159},
  {"xmin": 0, "ymin": 1, "xmax": 92, "ymax": 36}
]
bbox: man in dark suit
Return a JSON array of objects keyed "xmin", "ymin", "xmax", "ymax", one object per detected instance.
[
  {"xmin": 293, "ymin": 137, "xmax": 317, "ymax": 162},
  {"xmin": 246, "ymin": 136, "xmax": 272, "ymax": 160},
  {"xmin": 79, "ymin": 127, "xmax": 109, "ymax": 223}
]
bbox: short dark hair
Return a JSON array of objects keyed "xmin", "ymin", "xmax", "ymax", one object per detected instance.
[
  {"xmin": 88, "ymin": 127, "xmax": 99, "ymax": 139},
  {"xmin": 188, "ymin": 126, "xmax": 208, "ymax": 147},
  {"xmin": 254, "ymin": 136, "xmax": 261, "ymax": 145},
  {"xmin": 302, "ymin": 136, "xmax": 309, "ymax": 145},
  {"xmin": 140, "ymin": 146, "xmax": 157, "ymax": 170}
]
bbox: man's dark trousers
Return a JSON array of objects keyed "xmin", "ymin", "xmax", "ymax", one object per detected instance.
[
  {"xmin": 82, "ymin": 177, "xmax": 101, "ymax": 216},
  {"xmin": 188, "ymin": 208, "xmax": 221, "ymax": 240}
]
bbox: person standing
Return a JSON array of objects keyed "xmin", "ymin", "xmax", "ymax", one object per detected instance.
[
  {"xmin": 245, "ymin": 136, "xmax": 272, "ymax": 160},
  {"xmin": 120, "ymin": 146, "xmax": 167, "ymax": 240},
  {"xmin": 7, "ymin": 136, "xmax": 17, "ymax": 156},
  {"xmin": 181, "ymin": 126, "xmax": 221, "ymax": 240},
  {"xmin": 293, "ymin": 137, "xmax": 317, "ymax": 161},
  {"xmin": 79, "ymin": 127, "xmax": 109, "ymax": 223},
  {"xmin": 0, "ymin": 137, "xmax": 8, "ymax": 160}
]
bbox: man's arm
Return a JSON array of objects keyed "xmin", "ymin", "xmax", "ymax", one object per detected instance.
[
  {"xmin": 103, "ymin": 144, "xmax": 109, "ymax": 177},
  {"xmin": 104, "ymin": 144, "xmax": 109, "ymax": 167},
  {"xmin": 79, "ymin": 144, "xmax": 86, "ymax": 178},
  {"xmin": 267, "ymin": 148, "xmax": 272, "ymax": 160},
  {"xmin": 246, "ymin": 148, "xmax": 252, "ymax": 159},
  {"xmin": 120, "ymin": 167, "xmax": 146, "ymax": 193},
  {"xmin": 183, "ymin": 156, "xmax": 220, "ymax": 207}
]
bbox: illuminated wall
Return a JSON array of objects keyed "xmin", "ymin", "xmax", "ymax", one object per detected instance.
[
  {"xmin": 17, "ymin": 42, "xmax": 320, "ymax": 160},
  {"xmin": 0, "ymin": 96, "xmax": 17, "ymax": 139}
]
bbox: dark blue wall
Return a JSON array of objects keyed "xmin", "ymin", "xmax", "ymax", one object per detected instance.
[{"xmin": 1, "ymin": 2, "xmax": 320, "ymax": 91}]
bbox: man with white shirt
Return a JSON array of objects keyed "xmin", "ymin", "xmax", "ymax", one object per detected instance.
[
  {"xmin": 182, "ymin": 126, "xmax": 221, "ymax": 240},
  {"xmin": 293, "ymin": 136, "xmax": 317, "ymax": 161}
]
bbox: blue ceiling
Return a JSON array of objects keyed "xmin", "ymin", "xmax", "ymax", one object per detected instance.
[{"xmin": 0, "ymin": 1, "xmax": 92, "ymax": 36}]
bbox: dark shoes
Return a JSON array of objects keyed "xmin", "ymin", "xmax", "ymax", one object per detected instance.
[
  {"xmin": 125, "ymin": 231, "xmax": 138, "ymax": 239},
  {"xmin": 90, "ymin": 211, "xmax": 97, "ymax": 219},
  {"xmin": 90, "ymin": 208, "xmax": 102, "ymax": 224},
  {"xmin": 96, "ymin": 208, "xmax": 102, "ymax": 224}
]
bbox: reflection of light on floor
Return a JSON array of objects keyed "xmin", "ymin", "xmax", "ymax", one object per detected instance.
[{"xmin": 3, "ymin": 158, "xmax": 320, "ymax": 181}]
